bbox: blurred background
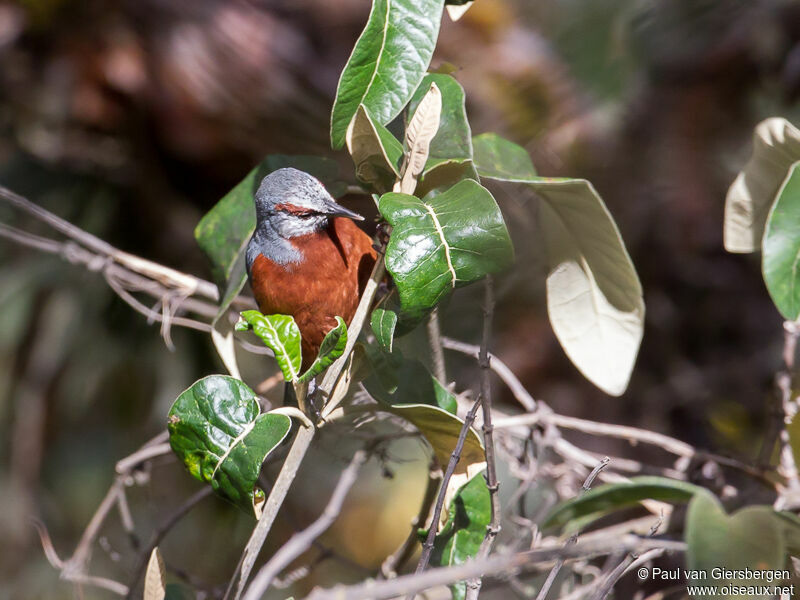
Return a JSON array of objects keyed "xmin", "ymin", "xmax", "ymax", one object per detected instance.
[{"xmin": 2, "ymin": 0, "xmax": 800, "ymax": 597}]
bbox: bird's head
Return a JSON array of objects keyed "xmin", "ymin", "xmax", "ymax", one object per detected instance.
[{"xmin": 254, "ymin": 167, "xmax": 363, "ymax": 239}]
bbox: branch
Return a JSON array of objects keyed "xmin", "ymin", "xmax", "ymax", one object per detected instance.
[
  {"xmin": 381, "ymin": 461, "xmax": 443, "ymax": 578},
  {"xmin": 303, "ymin": 536, "xmax": 685, "ymax": 600},
  {"xmin": 0, "ymin": 185, "xmax": 218, "ymax": 300},
  {"xmin": 774, "ymin": 321, "xmax": 800, "ymax": 510},
  {"xmin": 534, "ymin": 457, "xmax": 609, "ymax": 600},
  {"xmin": 465, "ymin": 276, "xmax": 500, "ymax": 600},
  {"xmin": 126, "ymin": 487, "xmax": 213, "ymax": 598},
  {"xmin": 411, "ymin": 395, "xmax": 483, "ymax": 586},
  {"xmin": 427, "ymin": 307, "xmax": 447, "ymax": 384},
  {"xmin": 225, "ymin": 423, "xmax": 316, "ymax": 600},
  {"xmin": 241, "ymin": 450, "xmax": 368, "ymax": 600}
]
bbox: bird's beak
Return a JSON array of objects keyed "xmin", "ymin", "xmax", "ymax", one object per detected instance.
[{"xmin": 322, "ymin": 198, "xmax": 364, "ymax": 221}]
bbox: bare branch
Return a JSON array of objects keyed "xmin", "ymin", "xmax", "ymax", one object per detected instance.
[
  {"xmin": 427, "ymin": 307, "xmax": 447, "ymax": 384},
  {"xmin": 465, "ymin": 276, "xmax": 500, "ymax": 600},
  {"xmin": 242, "ymin": 450, "xmax": 368, "ymax": 600},
  {"xmin": 304, "ymin": 536, "xmax": 685, "ymax": 600}
]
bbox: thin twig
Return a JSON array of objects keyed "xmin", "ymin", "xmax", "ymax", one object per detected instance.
[
  {"xmin": 465, "ymin": 276, "xmax": 500, "ymax": 600},
  {"xmin": 427, "ymin": 307, "xmax": 447, "ymax": 384},
  {"xmin": 534, "ymin": 457, "xmax": 609, "ymax": 600},
  {"xmin": 226, "ymin": 424, "xmax": 316, "ymax": 600},
  {"xmin": 241, "ymin": 450, "xmax": 368, "ymax": 600},
  {"xmin": 0, "ymin": 185, "xmax": 218, "ymax": 300},
  {"xmin": 441, "ymin": 337, "xmax": 536, "ymax": 411},
  {"xmin": 381, "ymin": 462, "xmax": 443, "ymax": 578},
  {"xmin": 125, "ymin": 487, "xmax": 214, "ymax": 598},
  {"xmin": 774, "ymin": 321, "xmax": 800, "ymax": 510},
  {"xmin": 303, "ymin": 536, "xmax": 685, "ymax": 600},
  {"xmin": 412, "ymin": 396, "xmax": 483, "ymax": 582}
]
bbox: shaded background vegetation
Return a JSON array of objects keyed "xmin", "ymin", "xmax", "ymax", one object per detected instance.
[{"xmin": 3, "ymin": 0, "xmax": 800, "ymax": 597}]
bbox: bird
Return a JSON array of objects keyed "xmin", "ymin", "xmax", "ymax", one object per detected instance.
[{"xmin": 245, "ymin": 168, "xmax": 376, "ymax": 371}]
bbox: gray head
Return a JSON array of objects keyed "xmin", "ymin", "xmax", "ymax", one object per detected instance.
[{"xmin": 253, "ymin": 167, "xmax": 363, "ymax": 239}]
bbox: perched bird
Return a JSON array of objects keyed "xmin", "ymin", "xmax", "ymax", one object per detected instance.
[{"xmin": 245, "ymin": 168, "xmax": 376, "ymax": 371}]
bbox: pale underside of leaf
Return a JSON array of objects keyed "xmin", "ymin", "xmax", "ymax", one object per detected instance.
[
  {"xmin": 396, "ymin": 83, "xmax": 442, "ymax": 194},
  {"xmin": 346, "ymin": 105, "xmax": 401, "ymax": 190},
  {"xmin": 536, "ymin": 180, "xmax": 644, "ymax": 396},
  {"xmin": 144, "ymin": 548, "xmax": 167, "ymax": 600},
  {"xmin": 724, "ymin": 117, "xmax": 800, "ymax": 253},
  {"xmin": 446, "ymin": 2, "xmax": 473, "ymax": 21}
]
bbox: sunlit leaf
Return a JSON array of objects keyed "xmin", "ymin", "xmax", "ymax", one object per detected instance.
[
  {"xmin": 379, "ymin": 180, "xmax": 513, "ymax": 319},
  {"xmin": 408, "ymin": 74, "xmax": 472, "ymax": 171},
  {"xmin": 346, "ymin": 105, "xmax": 403, "ymax": 193},
  {"xmin": 370, "ymin": 306, "xmax": 398, "ymax": 351},
  {"xmin": 446, "ymin": 2, "xmax": 473, "ymax": 21},
  {"xmin": 686, "ymin": 492, "xmax": 785, "ymax": 599},
  {"xmin": 144, "ymin": 548, "xmax": 166, "ymax": 600},
  {"xmin": 725, "ymin": 118, "xmax": 800, "ymax": 253},
  {"xmin": 168, "ymin": 376, "xmax": 292, "ymax": 516},
  {"xmin": 330, "ymin": 0, "xmax": 445, "ymax": 149},
  {"xmin": 298, "ymin": 317, "xmax": 348, "ymax": 382},
  {"xmin": 472, "ymin": 133, "xmax": 537, "ymax": 182},
  {"xmin": 388, "ymin": 403, "xmax": 483, "ymax": 474},
  {"xmin": 534, "ymin": 178, "xmax": 644, "ymax": 396},
  {"xmin": 396, "ymin": 82, "xmax": 442, "ymax": 195},
  {"xmin": 235, "ymin": 311, "xmax": 302, "ymax": 382},
  {"xmin": 544, "ymin": 477, "xmax": 703, "ymax": 530},
  {"xmin": 762, "ymin": 162, "xmax": 800, "ymax": 320},
  {"xmin": 426, "ymin": 470, "xmax": 490, "ymax": 600}
]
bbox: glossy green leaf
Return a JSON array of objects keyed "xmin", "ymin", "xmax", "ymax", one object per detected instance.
[
  {"xmin": 725, "ymin": 118, "xmax": 800, "ymax": 253},
  {"xmin": 330, "ymin": 0, "xmax": 445, "ymax": 149},
  {"xmin": 168, "ymin": 375, "xmax": 292, "ymax": 516},
  {"xmin": 408, "ymin": 74, "xmax": 472, "ymax": 169},
  {"xmin": 194, "ymin": 155, "xmax": 344, "ymax": 289},
  {"xmin": 346, "ymin": 105, "xmax": 404, "ymax": 193},
  {"xmin": 362, "ymin": 346, "xmax": 457, "ymax": 413},
  {"xmin": 427, "ymin": 470, "xmax": 490, "ymax": 600},
  {"xmin": 534, "ymin": 178, "xmax": 644, "ymax": 396},
  {"xmin": 686, "ymin": 492, "xmax": 786, "ymax": 599},
  {"xmin": 298, "ymin": 317, "xmax": 348, "ymax": 382},
  {"xmin": 472, "ymin": 133, "xmax": 537, "ymax": 182},
  {"xmin": 544, "ymin": 477, "xmax": 704, "ymax": 530},
  {"xmin": 762, "ymin": 162, "xmax": 800, "ymax": 320},
  {"xmin": 379, "ymin": 180, "xmax": 514, "ymax": 318},
  {"xmin": 235, "ymin": 311, "xmax": 302, "ymax": 382},
  {"xmin": 370, "ymin": 306, "xmax": 398, "ymax": 351}
]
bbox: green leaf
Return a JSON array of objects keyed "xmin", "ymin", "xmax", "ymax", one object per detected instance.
[
  {"xmin": 370, "ymin": 306, "xmax": 398, "ymax": 351},
  {"xmin": 362, "ymin": 346, "xmax": 457, "ymax": 413},
  {"xmin": 725, "ymin": 118, "xmax": 800, "ymax": 253},
  {"xmin": 330, "ymin": 0, "xmax": 445, "ymax": 149},
  {"xmin": 534, "ymin": 178, "xmax": 644, "ymax": 396},
  {"xmin": 686, "ymin": 492, "xmax": 786, "ymax": 599},
  {"xmin": 379, "ymin": 180, "xmax": 514, "ymax": 318},
  {"xmin": 346, "ymin": 105, "xmax": 404, "ymax": 193},
  {"xmin": 762, "ymin": 161, "xmax": 800, "ymax": 320},
  {"xmin": 472, "ymin": 133, "xmax": 537, "ymax": 182},
  {"xmin": 428, "ymin": 470, "xmax": 490, "ymax": 600},
  {"xmin": 359, "ymin": 344, "xmax": 482, "ymax": 472},
  {"xmin": 194, "ymin": 155, "xmax": 343, "ymax": 288},
  {"xmin": 408, "ymin": 74, "xmax": 473, "ymax": 169},
  {"xmin": 167, "ymin": 376, "xmax": 292, "ymax": 516},
  {"xmin": 544, "ymin": 477, "xmax": 704, "ymax": 530},
  {"xmin": 235, "ymin": 311, "xmax": 302, "ymax": 382},
  {"xmin": 388, "ymin": 403, "xmax": 484, "ymax": 475},
  {"xmin": 298, "ymin": 317, "xmax": 348, "ymax": 382},
  {"xmin": 773, "ymin": 510, "xmax": 800, "ymax": 555}
]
